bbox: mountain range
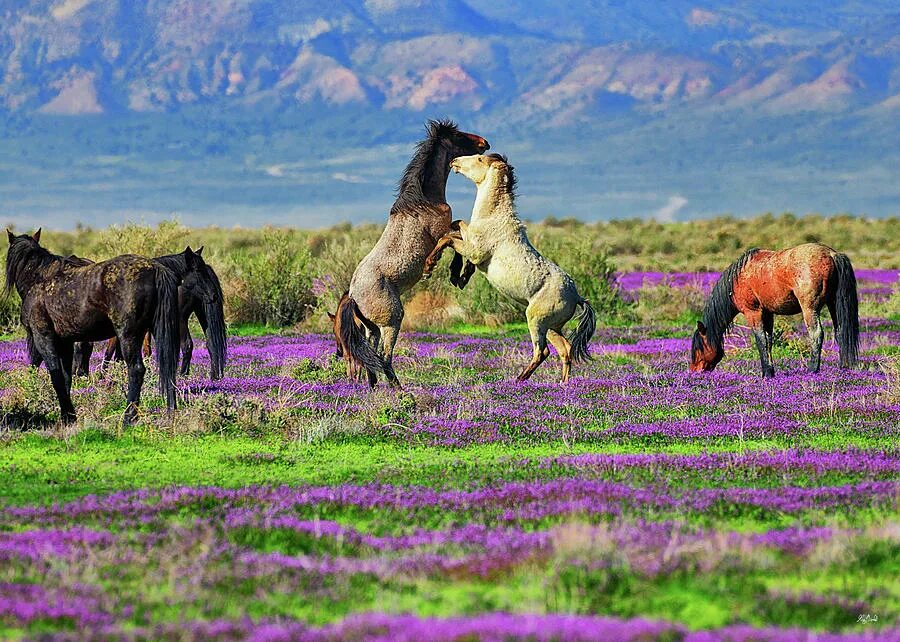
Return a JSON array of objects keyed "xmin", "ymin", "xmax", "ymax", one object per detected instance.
[{"xmin": 1, "ymin": 0, "xmax": 898, "ymax": 228}]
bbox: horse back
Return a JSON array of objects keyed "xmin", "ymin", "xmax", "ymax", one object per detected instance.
[
  {"xmin": 25, "ymin": 255, "xmax": 161, "ymax": 341},
  {"xmin": 733, "ymin": 244, "xmax": 836, "ymax": 314}
]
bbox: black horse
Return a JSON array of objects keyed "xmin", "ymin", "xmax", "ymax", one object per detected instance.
[
  {"xmin": 88, "ymin": 247, "xmax": 227, "ymax": 380},
  {"xmin": 6, "ymin": 230, "xmax": 179, "ymax": 424}
]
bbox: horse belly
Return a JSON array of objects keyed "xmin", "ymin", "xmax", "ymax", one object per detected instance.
[
  {"xmin": 483, "ymin": 254, "xmax": 533, "ymax": 305},
  {"xmin": 751, "ymin": 280, "xmax": 803, "ymax": 315},
  {"xmin": 57, "ymin": 307, "xmax": 116, "ymax": 342}
]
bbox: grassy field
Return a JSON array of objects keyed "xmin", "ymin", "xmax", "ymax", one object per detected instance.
[{"xmin": 0, "ymin": 219, "xmax": 898, "ymax": 640}]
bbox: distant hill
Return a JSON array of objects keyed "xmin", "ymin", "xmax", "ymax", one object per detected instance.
[{"xmin": 1, "ymin": 1, "xmax": 898, "ymax": 228}]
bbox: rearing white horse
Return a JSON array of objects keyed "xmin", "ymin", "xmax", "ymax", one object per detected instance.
[{"xmin": 423, "ymin": 153, "xmax": 596, "ymax": 383}]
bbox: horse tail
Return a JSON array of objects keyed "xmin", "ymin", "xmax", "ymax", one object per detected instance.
[
  {"xmin": 339, "ymin": 296, "xmax": 386, "ymax": 376},
  {"xmin": 204, "ymin": 298, "xmax": 227, "ymax": 380},
  {"xmin": 200, "ymin": 266, "xmax": 227, "ymax": 380},
  {"xmin": 153, "ymin": 265, "xmax": 180, "ymax": 410},
  {"xmin": 567, "ymin": 298, "xmax": 597, "ymax": 363},
  {"xmin": 832, "ymin": 253, "xmax": 860, "ymax": 368}
]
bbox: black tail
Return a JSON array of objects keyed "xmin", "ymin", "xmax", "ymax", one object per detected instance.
[
  {"xmin": 202, "ymin": 268, "xmax": 227, "ymax": 380},
  {"xmin": 339, "ymin": 296, "xmax": 386, "ymax": 377},
  {"xmin": 203, "ymin": 300, "xmax": 227, "ymax": 380},
  {"xmin": 832, "ymin": 253, "xmax": 860, "ymax": 368},
  {"xmin": 567, "ymin": 298, "xmax": 596, "ymax": 363},
  {"xmin": 153, "ymin": 266, "xmax": 180, "ymax": 411}
]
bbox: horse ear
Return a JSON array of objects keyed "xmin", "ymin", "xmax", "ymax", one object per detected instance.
[
  {"xmin": 32, "ymin": 228, "xmax": 41, "ymax": 243},
  {"xmin": 195, "ymin": 246, "xmax": 203, "ymax": 257},
  {"xmin": 327, "ymin": 311, "xmax": 335, "ymax": 321},
  {"xmin": 697, "ymin": 321, "xmax": 707, "ymax": 335},
  {"xmin": 7, "ymin": 230, "xmax": 15, "ymax": 245}
]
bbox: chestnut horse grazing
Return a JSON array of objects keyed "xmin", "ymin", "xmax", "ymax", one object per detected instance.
[
  {"xmin": 338, "ymin": 120, "xmax": 489, "ymax": 387},
  {"xmin": 690, "ymin": 243, "xmax": 859, "ymax": 378},
  {"xmin": 6, "ymin": 230, "xmax": 179, "ymax": 425},
  {"xmin": 423, "ymin": 154, "xmax": 596, "ymax": 383}
]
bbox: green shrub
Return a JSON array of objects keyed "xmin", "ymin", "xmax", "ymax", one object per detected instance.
[
  {"xmin": 226, "ymin": 229, "xmax": 316, "ymax": 327},
  {"xmin": 0, "ymin": 290, "xmax": 20, "ymax": 335}
]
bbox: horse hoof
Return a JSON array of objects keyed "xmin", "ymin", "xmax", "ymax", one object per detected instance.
[
  {"xmin": 762, "ymin": 369, "xmax": 775, "ymax": 379},
  {"xmin": 61, "ymin": 412, "xmax": 77, "ymax": 425}
]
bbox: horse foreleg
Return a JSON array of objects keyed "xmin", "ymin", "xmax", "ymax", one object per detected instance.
[
  {"xmin": 802, "ymin": 307, "xmax": 824, "ymax": 373},
  {"xmin": 101, "ymin": 337, "xmax": 120, "ymax": 369},
  {"xmin": 746, "ymin": 311, "xmax": 774, "ymax": 379},
  {"xmin": 178, "ymin": 316, "xmax": 193, "ymax": 376},
  {"xmin": 761, "ymin": 311, "xmax": 774, "ymax": 369},
  {"xmin": 26, "ymin": 329, "xmax": 43, "ymax": 368},
  {"xmin": 422, "ymin": 233, "xmax": 463, "ymax": 278},
  {"xmin": 33, "ymin": 334, "xmax": 76, "ymax": 424},
  {"xmin": 379, "ymin": 323, "xmax": 402, "ymax": 389}
]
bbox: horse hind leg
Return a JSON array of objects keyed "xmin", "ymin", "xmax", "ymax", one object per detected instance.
[
  {"xmin": 73, "ymin": 341, "xmax": 93, "ymax": 377},
  {"xmin": 379, "ymin": 323, "xmax": 402, "ymax": 388},
  {"xmin": 802, "ymin": 306, "xmax": 824, "ymax": 374},
  {"xmin": 826, "ymin": 300, "xmax": 848, "ymax": 368},
  {"xmin": 517, "ymin": 314, "xmax": 550, "ymax": 382},
  {"xmin": 119, "ymin": 333, "xmax": 147, "ymax": 426},
  {"xmin": 547, "ymin": 330, "xmax": 572, "ymax": 384}
]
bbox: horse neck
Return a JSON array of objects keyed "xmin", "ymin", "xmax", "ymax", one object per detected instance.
[
  {"xmin": 10, "ymin": 252, "xmax": 61, "ymax": 298},
  {"xmin": 418, "ymin": 144, "xmax": 451, "ymax": 204},
  {"xmin": 472, "ymin": 176, "xmax": 519, "ymax": 230}
]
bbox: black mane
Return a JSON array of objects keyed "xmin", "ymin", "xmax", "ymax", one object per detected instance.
[
  {"xmin": 487, "ymin": 153, "xmax": 517, "ymax": 195},
  {"xmin": 155, "ymin": 251, "xmax": 223, "ymax": 301},
  {"xmin": 5, "ymin": 239, "xmax": 62, "ymax": 294},
  {"xmin": 391, "ymin": 119, "xmax": 459, "ymax": 214},
  {"xmin": 696, "ymin": 248, "xmax": 759, "ymax": 352},
  {"xmin": 154, "ymin": 252, "xmax": 189, "ymax": 277}
]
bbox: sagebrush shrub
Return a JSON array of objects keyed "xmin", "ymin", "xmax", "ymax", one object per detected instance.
[{"xmin": 226, "ymin": 229, "xmax": 316, "ymax": 327}]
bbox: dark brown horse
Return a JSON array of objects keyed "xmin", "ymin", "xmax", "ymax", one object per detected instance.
[
  {"xmin": 337, "ymin": 119, "xmax": 489, "ymax": 387},
  {"xmin": 91, "ymin": 247, "xmax": 226, "ymax": 380},
  {"xmin": 690, "ymin": 243, "xmax": 859, "ymax": 378},
  {"xmin": 6, "ymin": 230, "xmax": 179, "ymax": 424}
]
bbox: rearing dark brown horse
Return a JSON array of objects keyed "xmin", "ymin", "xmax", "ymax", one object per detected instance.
[
  {"xmin": 690, "ymin": 243, "xmax": 859, "ymax": 378},
  {"xmin": 6, "ymin": 230, "xmax": 180, "ymax": 424},
  {"xmin": 336, "ymin": 119, "xmax": 489, "ymax": 387}
]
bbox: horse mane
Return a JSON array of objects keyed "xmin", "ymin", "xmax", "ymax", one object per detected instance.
[
  {"xmin": 4, "ymin": 239, "xmax": 62, "ymax": 294},
  {"xmin": 487, "ymin": 153, "xmax": 517, "ymax": 195},
  {"xmin": 696, "ymin": 248, "xmax": 759, "ymax": 352},
  {"xmin": 154, "ymin": 251, "xmax": 223, "ymax": 301},
  {"xmin": 153, "ymin": 252, "xmax": 188, "ymax": 276},
  {"xmin": 201, "ymin": 262, "xmax": 224, "ymax": 302},
  {"xmin": 391, "ymin": 118, "xmax": 459, "ymax": 214}
]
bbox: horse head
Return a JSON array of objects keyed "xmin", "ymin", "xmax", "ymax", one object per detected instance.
[
  {"xmin": 427, "ymin": 119, "xmax": 489, "ymax": 159},
  {"xmin": 450, "ymin": 153, "xmax": 513, "ymax": 190},
  {"xmin": 690, "ymin": 321, "xmax": 724, "ymax": 372},
  {"xmin": 180, "ymin": 246, "xmax": 219, "ymax": 305}
]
